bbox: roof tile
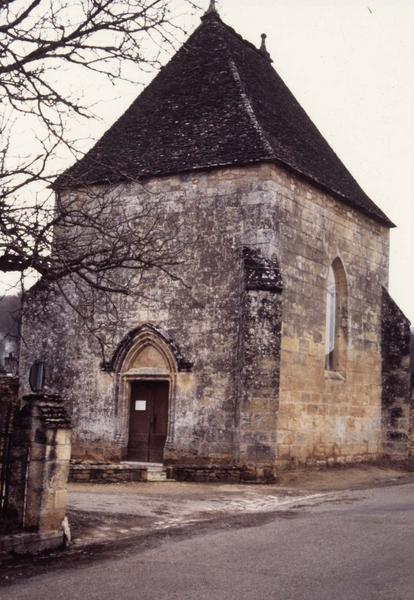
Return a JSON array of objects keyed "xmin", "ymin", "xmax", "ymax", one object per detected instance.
[{"xmin": 56, "ymin": 12, "xmax": 393, "ymax": 227}]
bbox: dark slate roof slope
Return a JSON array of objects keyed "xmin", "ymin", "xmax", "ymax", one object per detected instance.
[{"xmin": 56, "ymin": 11, "xmax": 393, "ymax": 227}]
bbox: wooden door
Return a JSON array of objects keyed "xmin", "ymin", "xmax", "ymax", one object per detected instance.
[{"xmin": 127, "ymin": 381, "xmax": 169, "ymax": 462}]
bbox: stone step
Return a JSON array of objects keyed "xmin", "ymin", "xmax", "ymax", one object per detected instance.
[
  {"xmin": 146, "ymin": 469, "xmax": 168, "ymax": 482},
  {"xmin": 121, "ymin": 461, "xmax": 164, "ymax": 470}
]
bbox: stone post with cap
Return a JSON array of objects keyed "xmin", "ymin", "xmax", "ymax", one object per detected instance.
[{"xmin": 6, "ymin": 393, "xmax": 71, "ymax": 537}]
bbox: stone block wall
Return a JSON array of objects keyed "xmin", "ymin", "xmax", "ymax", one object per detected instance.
[
  {"xmin": 20, "ymin": 168, "xmax": 261, "ymax": 466},
  {"xmin": 381, "ymin": 290, "xmax": 412, "ymax": 459},
  {"xmin": 0, "ymin": 376, "xmax": 19, "ymax": 444},
  {"xmin": 19, "ymin": 162, "xmax": 391, "ymax": 473},
  {"xmin": 259, "ymin": 164, "xmax": 389, "ymax": 467},
  {"xmin": 0, "ymin": 376, "xmax": 19, "ymax": 443},
  {"xmin": 0, "ymin": 376, "xmax": 19, "ymax": 534},
  {"xmin": 238, "ymin": 248, "xmax": 283, "ymax": 474},
  {"xmin": 0, "ymin": 376, "xmax": 19, "ymax": 403}
]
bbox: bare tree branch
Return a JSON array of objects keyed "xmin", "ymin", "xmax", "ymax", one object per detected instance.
[{"xmin": 0, "ymin": 0, "xmax": 200, "ymax": 353}]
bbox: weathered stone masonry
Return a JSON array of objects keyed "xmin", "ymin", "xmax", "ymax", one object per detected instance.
[
  {"xmin": 273, "ymin": 166, "xmax": 390, "ymax": 467},
  {"xmin": 18, "ymin": 5, "xmax": 411, "ymax": 478},
  {"xmin": 20, "ymin": 162, "xmax": 394, "ymax": 474},
  {"xmin": 1, "ymin": 393, "xmax": 72, "ymax": 557},
  {"xmin": 381, "ymin": 289, "xmax": 412, "ymax": 459},
  {"xmin": 238, "ymin": 248, "xmax": 283, "ymax": 473}
]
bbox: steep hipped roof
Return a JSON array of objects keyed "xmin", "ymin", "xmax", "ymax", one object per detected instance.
[{"xmin": 56, "ymin": 8, "xmax": 393, "ymax": 227}]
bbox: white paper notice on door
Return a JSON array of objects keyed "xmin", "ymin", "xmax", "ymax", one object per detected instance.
[{"xmin": 135, "ymin": 400, "xmax": 147, "ymax": 411}]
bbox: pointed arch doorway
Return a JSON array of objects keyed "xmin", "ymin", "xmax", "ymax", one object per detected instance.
[
  {"xmin": 110, "ymin": 326, "xmax": 182, "ymax": 463},
  {"xmin": 128, "ymin": 379, "xmax": 170, "ymax": 462},
  {"xmin": 106, "ymin": 324, "xmax": 193, "ymax": 463},
  {"xmin": 123, "ymin": 339, "xmax": 176, "ymax": 463}
]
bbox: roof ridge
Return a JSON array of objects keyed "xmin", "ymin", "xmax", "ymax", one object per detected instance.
[
  {"xmin": 228, "ymin": 58, "xmax": 273, "ymax": 157},
  {"xmin": 212, "ymin": 15, "xmax": 273, "ymax": 64},
  {"xmin": 54, "ymin": 9, "xmax": 394, "ymax": 227}
]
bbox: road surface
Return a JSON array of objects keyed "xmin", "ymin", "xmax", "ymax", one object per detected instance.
[{"xmin": 2, "ymin": 481, "xmax": 414, "ymax": 600}]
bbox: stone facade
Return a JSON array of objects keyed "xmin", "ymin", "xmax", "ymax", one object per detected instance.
[
  {"xmin": 20, "ymin": 161, "xmax": 400, "ymax": 477},
  {"xmin": 16, "ymin": 4, "xmax": 413, "ymax": 479},
  {"xmin": 381, "ymin": 291, "xmax": 412, "ymax": 459}
]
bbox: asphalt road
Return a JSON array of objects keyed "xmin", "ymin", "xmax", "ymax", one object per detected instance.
[{"xmin": 2, "ymin": 482, "xmax": 414, "ymax": 600}]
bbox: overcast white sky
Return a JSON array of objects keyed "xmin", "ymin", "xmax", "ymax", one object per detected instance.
[{"xmin": 3, "ymin": 0, "xmax": 414, "ymax": 322}]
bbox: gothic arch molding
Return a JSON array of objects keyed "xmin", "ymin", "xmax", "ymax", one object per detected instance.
[
  {"xmin": 102, "ymin": 324, "xmax": 193, "ymax": 374},
  {"xmin": 107, "ymin": 325, "xmax": 192, "ymax": 458}
]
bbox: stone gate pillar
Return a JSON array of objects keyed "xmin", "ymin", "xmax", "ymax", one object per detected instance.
[{"xmin": 7, "ymin": 394, "xmax": 71, "ymax": 533}]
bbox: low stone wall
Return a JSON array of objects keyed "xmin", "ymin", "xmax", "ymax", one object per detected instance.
[
  {"xmin": 0, "ymin": 376, "xmax": 19, "ymax": 403},
  {"xmin": 0, "ymin": 377, "xmax": 19, "ymax": 452},
  {"xmin": 70, "ymin": 463, "xmax": 146, "ymax": 484},
  {"xmin": 0, "ymin": 376, "xmax": 19, "ymax": 535},
  {"xmin": 169, "ymin": 464, "xmax": 279, "ymax": 483},
  {"xmin": 170, "ymin": 465, "xmax": 242, "ymax": 483},
  {"xmin": 0, "ymin": 531, "xmax": 64, "ymax": 560},
  {"xmin": 71, "ymin": 463, "xmax": 253, "ymax": 484}
]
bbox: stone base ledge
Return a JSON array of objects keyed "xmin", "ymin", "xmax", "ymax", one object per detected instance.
[
  {"xmin": 170, "ymin": 464, "xmax": 244, "ymax": 483},
  {"xmin": 169, "ymin": 455, "xmax": 407, "ymax": 482},
  {"xmin": 0, "ymin": 530, "xmax": 64, "ymax": 559},
  {"xmin": 274, "ymin": 452, "xmax": 409, "ymax": 471},
  {"xmin": 70, "ymin": 454, "xmax": 412, "ymax": 485},
  {"xmin": 168, "ymin": 464, "xmax": 280, "ymax": 483},
  {"xmin": 70, "ymin": 463, "xmax": 147, "ymax": 483},
  {"xmin": 70, "ymin": 462, "xmax": 279, "ymax": 484}
]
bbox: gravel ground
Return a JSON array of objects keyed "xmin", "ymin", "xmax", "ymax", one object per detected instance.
[
  {"xmin": 4, "ymin": 479, "xmax": 414, "ymax": 599},
  {"xmin": 67, "ymin": 464, "xmax": 414, "ymax": 547}
]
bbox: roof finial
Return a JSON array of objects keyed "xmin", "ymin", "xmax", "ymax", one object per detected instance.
[
  {"xmin": 260, "ymin": 33, "xmax": 273, "ymax": 62},
  {"xmin": 207, "ymin": 0, "xmax": 218, "ymax": 14},
  {"xmin": 201, "ymin": 0, "xmax": 220, "ymax": 19}
]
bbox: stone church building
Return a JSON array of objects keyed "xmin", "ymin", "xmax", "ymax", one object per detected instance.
[{"xmin": 20, "ymin": 2, "xmax": 412, "ymax": 480}]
